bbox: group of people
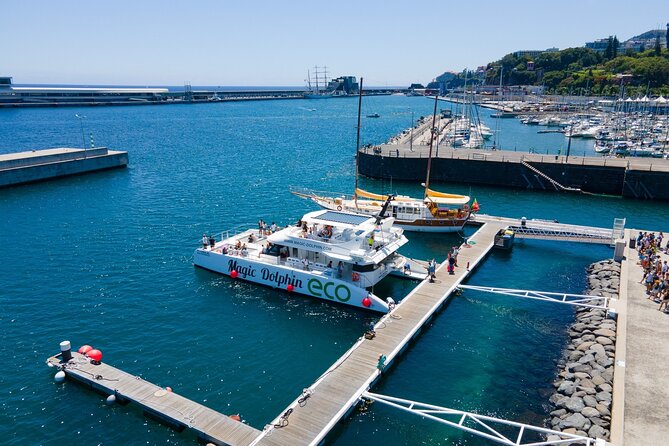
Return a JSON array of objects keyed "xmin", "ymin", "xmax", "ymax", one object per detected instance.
[
  {"xmin": 296, "ymin": 219, "xmax": 333, "ymax": 240},
  {"xmin": 636, "ymin": 231, "xmax": 669, "ymax": 313},
  {"xmin": 257, "ymin": 219, "xmax": 278, "ymax": 237}
]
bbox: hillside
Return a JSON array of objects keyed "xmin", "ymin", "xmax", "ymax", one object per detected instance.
[{"xmin": 433, "ymin": 29, "xmax": 669, "ymax": 96}]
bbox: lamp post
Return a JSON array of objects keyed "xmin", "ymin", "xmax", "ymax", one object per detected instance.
[{"xmin": 75, "ymin": 114, "xmax": 87, "ymax": 158}]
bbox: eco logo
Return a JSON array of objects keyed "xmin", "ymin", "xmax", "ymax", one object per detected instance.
[{"xmin": 307, "ymin": 279, "xmax": 351, "ymax": 302}]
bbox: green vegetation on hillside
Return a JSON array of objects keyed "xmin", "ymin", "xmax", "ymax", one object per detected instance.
[{"xmin": 484, "ymin": 44, "xmax": 669, "ymax": 96}]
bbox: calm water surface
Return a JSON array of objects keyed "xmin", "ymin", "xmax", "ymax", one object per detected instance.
[{"xmin": 1, "ymin": 96, "xmax": 667, "ymax": 445}]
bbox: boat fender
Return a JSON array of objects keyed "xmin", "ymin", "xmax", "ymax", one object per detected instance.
[{"xmin": 337, "ymin": 205, "xmax": 342, "ymax": 211}]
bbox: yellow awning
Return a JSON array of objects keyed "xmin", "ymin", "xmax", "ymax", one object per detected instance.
[{"xmin": 425, "ymin": 188, "xmax": 470, "ymax": 205}]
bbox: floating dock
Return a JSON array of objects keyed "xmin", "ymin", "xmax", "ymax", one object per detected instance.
[
  {"xmin": 47, "ymin": 352, "xmax": 260, "ymax": 446},
  {"xmin": 0, "ymin": 147, "xmax": 128, "ymax": 187},
  {"xmin": 250, "ymin": 221, "xmax": 505, "ymax": 445},
  {"xmin": 49, "ymin": 216, "xmax": 649, "ymax": 445}
]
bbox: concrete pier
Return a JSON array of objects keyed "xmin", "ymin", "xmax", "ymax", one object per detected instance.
[
  {"xmin": 0, "ymin": 147, "xmax": 128, "ymax": 187},
  {"xmin": 358, "ymin": 146, "xmax": 669, "ymax": 200}
]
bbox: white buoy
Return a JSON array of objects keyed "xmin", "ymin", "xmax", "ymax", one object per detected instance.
[
  {"xmin": 105, "ymin": 394, "xmax": 116, "ymax": 405},
  {"xmin": 54, "ymin": 370, "xmax": 66, "ymax": 383}
]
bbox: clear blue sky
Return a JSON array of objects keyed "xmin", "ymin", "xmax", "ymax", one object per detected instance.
[{"xmin": 2, "ymin": 0, "xmax": 666, "ymax": 86}]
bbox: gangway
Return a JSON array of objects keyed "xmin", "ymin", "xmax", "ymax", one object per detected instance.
[
  {"xmin": 457, "ymin": 285, "xmax": 611, "ymax": 310},
  {"xmin": 472, "ymin": 215, "xmax": 623, "ymax": 246},
  {"xmin": 362, "ymin": 392, "xmax": 603, "ymax": 446}
]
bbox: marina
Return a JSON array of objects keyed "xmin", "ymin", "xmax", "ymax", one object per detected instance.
[{"xmin": 3, "ymin": 95, "xmax": 669, "ymax": 446}]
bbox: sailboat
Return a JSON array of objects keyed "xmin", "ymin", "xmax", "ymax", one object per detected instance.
[
  {"xmin": 305, "ymin": 66, "xmax": 335, "ymax": 99},
  {"xmin": 293, "ymin": 80, "xmax": 473, "ymax": 233}
]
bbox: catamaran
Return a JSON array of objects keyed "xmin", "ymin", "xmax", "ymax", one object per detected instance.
[
  {"xmin": 193, "ymin": 198, "xmax": 427, "ymax": 312},
  {"xmin": 294, "ymin": 78, "xmax": 475, "ymax": 233}
]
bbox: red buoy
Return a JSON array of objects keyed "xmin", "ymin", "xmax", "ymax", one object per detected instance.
[
  {"xmin": 78, "ymin": 345, "xmax": 93, "ymax": 355},
  {"xmin": 287, "ymin": 284, "xmax": 294, "ymax": 292},
  {"xmin": 87, "ymin": 349, "xmax": 103, "ymax": 363},
  {"xmin": 229, "ymin": 414, "xmax": 241, "ymax": 422},
  {"xmin": 362, "ymin": 297, "xmax": 372, "ymax": 307},
  {"xmin": 230, "ymin": 270, "xmax": 238, "ymax": 279}
]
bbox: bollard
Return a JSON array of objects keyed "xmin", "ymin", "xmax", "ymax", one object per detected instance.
[{"xmin": 60, "ymin": 340, "xmax": 72, "ymax": 362}]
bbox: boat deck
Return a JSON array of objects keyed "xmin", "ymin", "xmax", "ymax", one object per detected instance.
[
  {"xmin": 47, "ymin": 352, "xmax": 260, "ymax": 446},
  {"xmin": 251, "ymin": 221, "xmax": 505, "ymax": 446}
]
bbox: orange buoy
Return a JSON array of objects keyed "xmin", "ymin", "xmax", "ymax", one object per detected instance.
[
  {"xmin": 78, "ymin": 345, "xmax": 93, "ymax": 355},
  {"xmin": 229, "ymin": 414, "xmax": 241, "ymax": 422},
  {"xmin": 87, "ymin": 349, "xmax": 102, "ymax": 363}
]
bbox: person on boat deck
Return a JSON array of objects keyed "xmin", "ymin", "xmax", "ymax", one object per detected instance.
[
  {"xmin": 235, "ymin": 240, "xmax": 242, "ymax": 250},
  {"xmin": 337, "ymin": 261, "xmax": 344, "ymax": 278},
  {"xmin": 404, "ymin": 263, "xmax": 411, "ymax": 275},
  {"xmin": 258, "ymin": 219, "xmax": 264, "ymax": 236},
  {"xmin": 270, "ymin": 222, "xmax": 277, "ymax": 233},
  {"xmin": 367, "ymin": 234, "xmax": 374, "ymax": 249},
  {"xmin": 248, "ymin": 233, "xmax": 255, "ymax": 243},
  {"xmin": 302, "ymin": 258, "xmax": 310, "ymax": 271},
  {"xmin": 241, "ymin": 244, "xmax": 248, "ymax": 257},
  {"xmin": 327, "ymin": 260, "xmax": 333, "ymax": 269},
  {"xmin": 202, "ymin": 234, "xmax": 208, "ymax": 249}
]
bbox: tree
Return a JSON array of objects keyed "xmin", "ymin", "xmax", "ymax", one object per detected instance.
[
  {"xmin": 605, "ymin": 36, "xmax": 613, "ymax": 60},
  {"xmin": 613, "ymin": 36, "xmax": 619, "ymax": 59},
  {"xmin": 655, "ymin": 36, "xmax": 662, "ymax": 56}
]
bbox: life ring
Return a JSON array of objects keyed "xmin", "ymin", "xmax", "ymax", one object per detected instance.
[
  {"xmin": 337, "ymin": 205, "xmax": 342, "ymax": 211},
  {"xmin": 351, "ymin": 272, "xmax": 360, "ymax": 282}
]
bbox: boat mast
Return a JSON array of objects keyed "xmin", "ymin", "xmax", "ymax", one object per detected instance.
[
  {"xmin": 424, "ymin": 92, "xmax": 439, "ymax": 197},
  {"xmin": 354, "ymin": 77, "xmax": 364, "ymax": 206}
]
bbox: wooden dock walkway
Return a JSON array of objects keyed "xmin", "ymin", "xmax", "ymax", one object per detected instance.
[
  {"xmin": 251, "ymin": 221, "xmax": 506, "ymax": 446},
  {"xmin": 47, "ymin": 352, "xmax": 260, "ymax": 446}
]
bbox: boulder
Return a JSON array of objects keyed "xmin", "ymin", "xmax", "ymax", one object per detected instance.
[
  {"xmin": 595, "ymin": 336, "xmax": 613, "ymax": 346},
  {"xmin": 583, "ymin": 395, "xmax": 598, "ymax": 407},
  {"xmin": 596, "ymin": 404, "xmax": 611, "ymax": 416},
  {"xmin": 560, "ymin": 412, "xmax": 587, "ymax": 430},
  {"xmin": 596, "ymin": 391, "xmax": 612, "ymax": 402},
  {"xmin": 558, "ymin": 381, "xmax": 576, "ymax": 396},
  {"xmin": 597, "ymin": 383, "xmax": 613, "ymax": 393},
  {"xmin": 565, "ymin": 396, "xmax": 585, "ymax": 412},
  {"xmin": 594, "ymin": 328, "xmax": 616, "ymax": 337},
  {"xmin": 577, "ymin": 341, "xmax": 595, "ymax": 351},
  {"xmin": 581, "ymin": 406, "xmax": 600, "ymax": 418},
  {"xmin": 574, "ymin": 372, "xmax": 590, "ymax": 379},
  {"xmin": 589, "ymin": 344, "xmax": 606, "ymax": 357},
  {"xmin": 578, "ymin": 378, "xmax": 595, "ymax": 389},
  {"xmin": 550, "ymin": 408, "xmax": 567, "ymax": 417},
  {"xmin": 588, "ymin": 424, "xmax": 607, "ymax": 439}
]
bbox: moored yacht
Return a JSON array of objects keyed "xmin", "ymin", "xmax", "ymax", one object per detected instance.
[{"xmin": 193, "ymin": 203, "xmax": 427, "ymax": 312}]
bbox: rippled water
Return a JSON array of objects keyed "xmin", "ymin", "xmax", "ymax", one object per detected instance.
[{"xmin": 1, "ymin": 96, "xmax": 667, "ymax": 445}]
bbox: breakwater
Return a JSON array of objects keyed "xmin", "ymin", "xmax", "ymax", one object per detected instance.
[
  {"xmin": 358, "ymin": 149, "xmax": 669, "ymax": 200},
  {"xmin": 546, "ymin": 259, "xmax": 619, "ymax": 441},
  {"xmin": 0, "ymin": 147, "xmax": 128, "ymax": 187}
]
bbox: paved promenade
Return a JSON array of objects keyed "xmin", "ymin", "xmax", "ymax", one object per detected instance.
[{"xmin": 621, "ymin": 237, "xmax": 669, "ymax": 445}]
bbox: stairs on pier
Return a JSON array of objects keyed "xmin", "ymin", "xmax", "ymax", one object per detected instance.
[{"xmin": 520, "ymin": 159, "xmax": 582, "ymax": 193}]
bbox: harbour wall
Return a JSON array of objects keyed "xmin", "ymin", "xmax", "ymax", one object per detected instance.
[
  {"xmin": 358, "ymin": 152, "xmax": 669, "ymax": 200},
  {"xmin": 0, "ymin": 148, "xmax": 128, "ymax": 187}
]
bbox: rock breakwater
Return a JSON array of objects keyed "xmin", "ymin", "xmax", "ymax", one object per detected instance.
[{"xmin": 546, "ymin": 259, "xmax": 619, "ymax": 441}]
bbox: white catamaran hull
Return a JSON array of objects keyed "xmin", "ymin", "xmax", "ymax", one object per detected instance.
[{"xmin": 193, "ymin": 249, "xmax": 389, "ymax": 312}]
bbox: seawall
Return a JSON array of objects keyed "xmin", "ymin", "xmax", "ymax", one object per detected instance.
[
  {"xmin": 358, "ymin": 150, "xmax": 669, "ymax": 200},
  {"xmin": 0, "ymin": 147, "xmax": 128, "ymax": 187}
]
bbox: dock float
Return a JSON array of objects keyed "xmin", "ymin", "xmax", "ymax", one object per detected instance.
[
  {"xmin": 46, "ymin": 351, "xmax": 260, "ymax": 446},
  {"xmin": 251, "ymin": 220, "xmax": 506, "ymax": 446},
  {"xmin": 0, "ymin": 147, "xmax": 128, "ymax": 188}
]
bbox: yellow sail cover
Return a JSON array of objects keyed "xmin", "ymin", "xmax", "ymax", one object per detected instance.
[
  {"xmin": 355, "ymin": 188, "xmax": 388, "ymax": 201},
  {"xmin": 425, "ymin": 188, "xmax": 470, "ymax": 205}
]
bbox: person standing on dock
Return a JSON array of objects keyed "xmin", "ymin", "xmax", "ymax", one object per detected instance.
[{"xmin": 452, "ymin": 246, "xmax": 460, "ymax": 267}]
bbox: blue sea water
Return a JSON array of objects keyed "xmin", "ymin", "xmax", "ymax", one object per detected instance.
[{"xmin": 1, "ymin": 96, "xmax": 667, "ymax": 446}]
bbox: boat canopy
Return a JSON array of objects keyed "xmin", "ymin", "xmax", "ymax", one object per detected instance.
[
  {"xmin": 424, "ymin": 188, "xmax": 470, "ymax": 205},
  {"xmin": 355, "ymin": 188, "xmax": 421, "ymax": 202}
]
